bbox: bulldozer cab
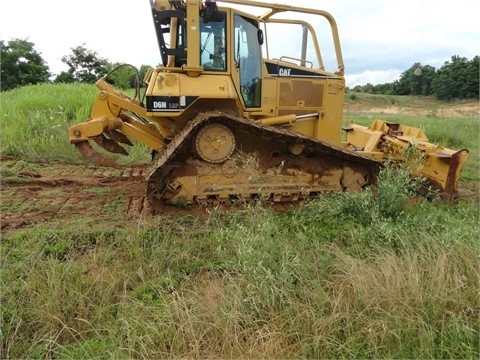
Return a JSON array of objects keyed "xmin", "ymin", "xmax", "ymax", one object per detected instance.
[
  {"xmin": 149, "ymin": 0, "xmax": 347, "ymax": 144},
  {"xmin": 151, "ymin": 1, "xmax": 263, "ymax": 108}
]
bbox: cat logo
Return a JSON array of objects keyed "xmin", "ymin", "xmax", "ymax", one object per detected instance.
[{"xmin": 279, "ymin": 68, "xmax": 292, "ymax": 76}]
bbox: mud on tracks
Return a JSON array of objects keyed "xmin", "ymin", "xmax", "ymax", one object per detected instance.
[
  {"xmin": 1, "ymin": 159, "xmax": 477, "ymax": 236},
  {"xmin": 0, "ymin": 160, "xmax": 149, "ymax": 235}
]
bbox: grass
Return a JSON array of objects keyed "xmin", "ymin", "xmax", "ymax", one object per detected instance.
[
  {"xmin": 0, "ymin": 83, "xmax": 150, "ymax": 165},
  {"xmin": 0, "ymin": 83, "xmax": 96, "ymax": 163},
  {"xmin": 1, "ymin": 84, "xmax": 479, "ymax": 358},
  {"xmin": 1, "ymin": 189, "xmax": 479, "ymax": 358}
]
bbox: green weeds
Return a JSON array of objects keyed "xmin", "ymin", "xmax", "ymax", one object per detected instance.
[
  {"xmin": 0, "ymin": 83, "xmax": 150, "ymax": 165},
  {"xmin": 0, "ymin": 83, "xmax": 96, "ymax": 163},
  {"xmin": 2, "ymin": 164, "xmax": 479, "ymax": 358}
]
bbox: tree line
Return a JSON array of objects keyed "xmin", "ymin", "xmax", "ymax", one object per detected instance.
[
  {"xmin": 1, "ymin": 38, "xmax": 479, "ymax": 101},
  {"xmin": 349, "ymin": 56, "xmax": 479, "ymax": 100},
  {"xmin": 0, "ymin": 39, "xmax": 152, "ymax": 92}
]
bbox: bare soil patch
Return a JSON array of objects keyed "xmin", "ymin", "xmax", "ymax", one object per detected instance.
[
  {"xmin": 1, "ymin": 159, "xmax": 475, "ymax": 236},
  {"xmin": 0, "ymin": 160, "xmax": 148, "ymax": 235},
  {"xmin": 345, "ymin": 97, "xmax": 480, "ymax": 118}
]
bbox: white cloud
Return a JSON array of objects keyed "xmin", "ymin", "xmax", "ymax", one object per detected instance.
[
  {"xmin": 346, "ymin": 69, "xmax": 402, "ymax": 88},
  {"xmin": 0, "ymin": 0, "xmax": 161, "ymax": 75},
  {"xmin": 1, "ymin": 0, "xmax": 478, "ymax": 85}
]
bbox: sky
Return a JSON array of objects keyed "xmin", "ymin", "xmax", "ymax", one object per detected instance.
[{"xmin": 1, "ymin": 0, "xmax": 478, "ymax": 87}]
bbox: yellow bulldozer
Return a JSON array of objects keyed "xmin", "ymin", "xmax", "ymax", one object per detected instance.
[{"xmin": 68, "ymin": 0, "xmax": 469, "ymax": 208}]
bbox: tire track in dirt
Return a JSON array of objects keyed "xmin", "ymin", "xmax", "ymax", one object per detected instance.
[{"xmin": 1, "ymin": 160, "xmax": 149, "ymax": 235}]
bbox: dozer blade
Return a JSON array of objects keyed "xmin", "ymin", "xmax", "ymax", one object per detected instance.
[
  {"xmin": 75, "ymin": 141, "xmax": 122, "ymax": 169},
  {"xmin": 426, "ymin": 148, "xmax": 470, "ymax": 200},
  {"xmin": 105, "ymin": 129, "xmax": 134, "ymax": 146},
  {"xmin": 92, "ymin": 134, "xmax": 129, "ymax": 156}
]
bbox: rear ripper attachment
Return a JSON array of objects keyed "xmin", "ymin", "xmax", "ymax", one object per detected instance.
[{"xmin": 68, "ymin": 77, "xmax": 169, "ymax": 170}]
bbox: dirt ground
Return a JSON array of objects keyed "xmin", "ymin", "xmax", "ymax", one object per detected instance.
[
  {"xmin": 0, "ymin": 161, "xmax": 151, "ymax": 235},
  {"xmin": 1, "ymin": 101, "xmax": 478, "ymax": 236},
  {"xmin": 345, "ymin": 98, "xmax": 480, "ymax": 118}
]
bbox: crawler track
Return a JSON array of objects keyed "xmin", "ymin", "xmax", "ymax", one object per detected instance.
[
  {"xmin": 146, "ymin": 111, "xmax": 382, "ymax": 211},
  {"xmin": 1, "ymin": 157, "xmax": 477, "ymax": 236}
]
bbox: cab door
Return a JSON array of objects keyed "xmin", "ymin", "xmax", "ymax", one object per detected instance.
[{"xmin": 233, "ymin": 14, "xmax": 262, "ymax": 108}]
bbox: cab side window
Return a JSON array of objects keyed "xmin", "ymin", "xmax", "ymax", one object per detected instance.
[{"xmin": 200, "ymin": 14, "xmax": 226, "ymax": 71}]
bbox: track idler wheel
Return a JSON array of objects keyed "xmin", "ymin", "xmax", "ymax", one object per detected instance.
[{"xmin": 194, "ymin": 123, "xmax": 235, "ymax": 163}]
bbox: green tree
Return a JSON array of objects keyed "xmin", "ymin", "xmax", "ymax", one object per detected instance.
[
  {"xmin": 56, "ymin": 44, "xmax": 108, "ymax": 84},
  {"xmin": 362, "ymin": 83, "xmax": 375, "ymax": 94},
  {"xmin": 372, "ymin": 82, "xmax": 396, "ymax": 95},
  {"xmin": 463, "ymin": 55, "xmax": 479, "ymax": 98},
  {"xmin": 138, "ymin": 64, "xmax": 153, "ymax": 85},
  {"xmin": 0, "ymin": 38, "xmax": 50, "ymax": 91},
  {"xmin": 105, "ymin": 63, "xmax": 133, "ymax": 89},
  {"xmin": 395, "ymin": 63, "xmax": 436, "ymax": 96},
  {"xmin": 432, "ymin": 55, "xmax": 479, "ymax": 100},
  {"xmin": 53, "ymin": 71, "xmax": 75, "ymax": 84}
]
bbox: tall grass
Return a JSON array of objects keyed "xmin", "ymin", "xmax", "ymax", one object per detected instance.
[
  {"xmin": 0, "ymin": 83, "xmax": 149, "ymax": 165},
  {"xmin": 2, "ymin": 165, "xmax": 479, "ymax": 358},
  {"xmin": 0, "ymin": 83, "xmax": 96, "ymax": 163}
]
